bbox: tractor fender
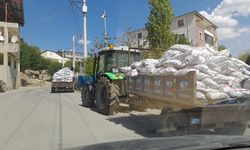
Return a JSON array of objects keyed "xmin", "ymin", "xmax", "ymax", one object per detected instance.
[{"xmin": 103, "ymin": 72, "xmax": 124, "ymax": 80}]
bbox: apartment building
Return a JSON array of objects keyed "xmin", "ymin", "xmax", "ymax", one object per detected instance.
[
  {"xmin": 0, "ymin": 0, "xmax": 24, "ymax": 90},
  {"xmin": 128, "ymin": 11, "xmax": 218, "ymax": 49}
]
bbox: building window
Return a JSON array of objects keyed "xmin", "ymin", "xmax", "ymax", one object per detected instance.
[
  {"xmin": 200, "ymin": 32, "xmax": 203, "ymax": 40},
  {"xmin": 177, "ymin": 19, "xmax": 184, "ymax": 27},
  {"xmin": 14, "ymin": 60, "xmax": 16, "ymax": 69},
  {"xmin": 179, "ymin": 34, "xmax": 185, "ymax": 39},
  {"xmin": 205, "ymin": 33, "xmax": 213, "ymax": 46},
  {"xmin": 0, "ymin": 53, "xmax": 3, "ymax": 65},
  {"xmin": 8, "ymin": 55, "xmax": 11, "ymax": 66},
  {"xmin": 137, "ymin": 33, "xmax": 142, "ymax": 39}
]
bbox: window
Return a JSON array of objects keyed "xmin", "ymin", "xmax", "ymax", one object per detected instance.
[
  {"xmin": 8, "ymin": 55, "xmax": 11, "ymax": 66},
  {"xmin": 106, "ymin": 52, "xmax": 116, "ymax": 71},
  {"xmin": 117, "ymin": 52, "xmax": 128, "ymax": 68},
  {"xmin": 0, "ymin": 53, "xmax": 3, "ymax": 65},
  {"xmin": 200, "ymin": 32, "xmax": 203, "ymax": 40},
  {"xmin": 205, "ymin": 33, "xmax": 213, "ymax": 46},
  {"xmin": 97, "ymin": 54, "xmax": 105, "ymax": 72},
  {"xmin": 179, "ymin": 34, "xmax": 185, "ymax": 39},
  {"xmin": 14, "ymin": 60, "xmax": 16, "ymax": 69},
  {"xmin": 177, "ymin": 19, "xmax": 184, "ymax": 27},
  {"xmin": 137, "ymin": 33, "xmax": 142, "ymax": 39}
]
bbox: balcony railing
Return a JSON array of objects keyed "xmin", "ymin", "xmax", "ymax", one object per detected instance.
[{"xmin": 0, "ymin": 43, "xmax": 20, "ymax": 53}]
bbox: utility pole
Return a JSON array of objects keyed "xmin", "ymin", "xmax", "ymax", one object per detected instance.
[
  {"xmin": 82, "ymin": 0, "xmax": 88, "ymax": 75},
  {"xmin": 62, "ymin": 49, "xmax": 65, "ymax": 67},
  {"xmin": 101, "ymin": 10, "xmax": 107, "ymax": 46},
  {"xmin": 72, "ymin": 35, "xmax": 76, "ymax": 70}
]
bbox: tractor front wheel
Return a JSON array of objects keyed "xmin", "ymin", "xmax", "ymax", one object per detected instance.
[{"xmin": 96, "ymin": 79, "xmax": 119, "ymax": 115}]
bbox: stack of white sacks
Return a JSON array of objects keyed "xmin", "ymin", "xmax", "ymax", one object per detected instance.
[
  {"xmin": 121, "ymin": 44, "xmax": 250, "ymax": 105},
  {"xmin": 52, "ymin": 68, "xmax": 74, "ymax": 82}
]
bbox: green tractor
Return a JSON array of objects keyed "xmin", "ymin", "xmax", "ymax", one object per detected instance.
[{"xmin": 80, "ymin": 46, "xmax": 142, "ymax": 115}]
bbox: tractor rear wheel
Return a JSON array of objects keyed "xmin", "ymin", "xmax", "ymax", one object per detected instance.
[
  {"xmin": 96, "ymin": 79, "xmax": 120, "ymax": 115},
  {"xmin": 81, "ymin": 85, "xmax": 94, "ymax": 107}
]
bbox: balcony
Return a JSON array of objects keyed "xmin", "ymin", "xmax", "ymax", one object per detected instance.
[{"xmin": 0, "ymin": 43, "xmax": 19, "ymax": 53}]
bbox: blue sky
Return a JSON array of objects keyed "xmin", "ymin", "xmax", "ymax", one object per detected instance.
[{"xmin": 21, "ymin": 0, "xmax": 250, "ymax": 56}]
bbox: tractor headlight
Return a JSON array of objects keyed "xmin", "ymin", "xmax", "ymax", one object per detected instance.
[{"xmin": 112, "ymin": 68, "xmax": 119, "ymax": 73}]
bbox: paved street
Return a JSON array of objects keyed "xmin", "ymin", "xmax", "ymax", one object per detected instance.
[{"xmin": 0, "ymin": 87, "xmax": 145, "ymax": 150}]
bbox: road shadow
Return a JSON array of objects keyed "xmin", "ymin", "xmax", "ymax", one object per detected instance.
[
  {"xmin": 107, "ymin": 114, "xmax": 162, "ymax": 137},
  {"xmin": 107, "ymin": 113, "xmax": 219, "ymax": 138},
  {"xmin": 51, "ymin": 90, "xmax": 75, "ymax": 94}
]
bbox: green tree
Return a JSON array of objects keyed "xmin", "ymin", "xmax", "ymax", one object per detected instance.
[
  {"xmin": 238, "ymin": 51, "xmax": 250, "ymax": 63},
  {"xmin": 47, "ymin": 61, "xmax": 62, "ymax": 76},
  {"xmin": 20, "ymin": 41, "xmax": 49, "ymax": 71},
  {"xmin": 64, "ymin": 61, "xmax": 80, "ymax": 72},
  {"xmin": 84, "ymin": 54, "xmax": 95, "ymax": 75},
  {"xmin": 218, "ymin": 44, "xmax": 227, "ymax": 51},
  {"xmin": 173, "ymin": 34, "xmax": 193, "ymax": 45},
  {"xmin": 145, "ymin": 0, "xmax": 174, "ymax": 58}
]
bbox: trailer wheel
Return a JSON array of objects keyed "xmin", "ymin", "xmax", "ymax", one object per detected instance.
[
  {"xmin": 161, "ymin": 112, "xmax": 187, "ymax": 136},
  {"xmin": 215, "ymin": 125, "xmax": 246, "ymax": 135},
  {"xmin": 51, "ymin": 87, "xmax": 56, "ymax": 93},
  {"xmin": 81, "ymin": 85, "xmax": 94, "ymax": 107},
  {"xmin": 96, "ymin": 79, "xmax": 119, "ymax": 115}
]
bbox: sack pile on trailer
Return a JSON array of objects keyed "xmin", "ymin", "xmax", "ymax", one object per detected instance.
[
  {"xmin": 52, "ymin": 68, "xmax": 74, "ymax": 82},
  {"xmin": 124, "ymin": 44, "xmax": 250, "ymax": 104}
]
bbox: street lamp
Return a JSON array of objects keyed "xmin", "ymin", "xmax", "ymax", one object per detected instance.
[{"xmin": 101, "ymin": 10, "xmax": 108, "ymax": 46}]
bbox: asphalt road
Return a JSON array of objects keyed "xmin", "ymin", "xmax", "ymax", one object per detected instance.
[
  {"xmin": 0, "ymin": 87, "xmax": 145, "ymax": 150},
  {"xmin": 1, "ymin": 87, "xmax": 250, "ymax": 150}
]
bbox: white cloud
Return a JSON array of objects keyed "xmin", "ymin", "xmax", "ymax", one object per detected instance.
[{"xmin": 200, "ymin": 0, "xmax": 250, "ymax": 40}]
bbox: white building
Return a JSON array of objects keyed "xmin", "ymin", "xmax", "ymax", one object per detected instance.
[
  {"xmin": 128, "ymin": 11, "xmax": 218, "ymax": 49},
  {"xmin": 57, "ymin": 50, "xmax": 84, "ymax": 62},
  {"xmin": 41, "ymin": 51, "xmax": 69, "ymax": 64},
  {"xmin": 0, "ymin": 0, "xmax": 24, "ymax": 90}
]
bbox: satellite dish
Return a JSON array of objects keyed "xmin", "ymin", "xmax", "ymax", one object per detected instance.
[
  {"xmin": 0, "ymin": 36, "xmax": 4, "ymax": 42},
  {"xmin": 11, "ymin": 36, "xmax": 18, "ymax": 44}
]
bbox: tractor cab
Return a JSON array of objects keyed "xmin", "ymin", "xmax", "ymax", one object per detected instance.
[{"xmin": 94, "ymin": 46, "xmax": 141, "ymax": 80}]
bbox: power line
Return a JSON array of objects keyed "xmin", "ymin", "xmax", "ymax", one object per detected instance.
[{"xmin": 69, "ymin": 0, "xmax": 81, "ymax": 36}]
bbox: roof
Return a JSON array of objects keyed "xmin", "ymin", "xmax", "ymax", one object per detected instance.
[
  {"xmin": 175, "ymin": 11, "xmax": 217, "ymax": 28},
  {"xmin": 41, "ymin": 51, "xmax": 69, "ymax": 63},
  {"xmin": 0, "ymin": 0, "xmax": 24, "ymax": 26}
]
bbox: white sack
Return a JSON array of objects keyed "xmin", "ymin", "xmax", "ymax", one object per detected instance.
[
  {"xmin": 218, "ymin": 49, "xmax": 230, "ymax": 57},
  {"xmin": 203, "ymin": 78, "xmax": 221, "ymax": 90},
  {"xmin": 195, "ymin": 65, "xmax": 217, "ymax": 77},
  {"xmin": 127, "ymin": 69, "xmax": 138, "ymax": 77},
  {"xmin": 241, "ymin": 68, "xmax": 250, "ymax": 76},
  {"xmin": 196, "ymin": 92, "xmax": 206, "ymax": 100},
  {"xmin": 206, "ymin": 90, "xmax": 230, "ymax": 100},
  {"xmin": 197, "ymin": 72, "xmax": 209, "ymax": 81},
  {"xmin": 174, "ymin": 68, "xmax": 198, "ymax": 76},
  {"xmin": 184, "ymin": 55, "xmax": 205, "ymax": 66},
  {"xmin": 120, "ymin": 67, "xmax": 131, "ymax": 73},
  {"xmin": 212, "ymin": 74, "xmax": 235, "ymax": 84},
  {"xmin": 131, "ymin": 62, "xmax": 142, "ymax": 68},
  {"xmin": 155, "ymin": 67, "xmax": 177, "ymax": 75},
  {"xmin": 142, "ymin": 59, "xmax": 159, "ymax": 66},
  {"xmin": 161, "ymin": 60, "xmax": 185, "ymax": 68}
]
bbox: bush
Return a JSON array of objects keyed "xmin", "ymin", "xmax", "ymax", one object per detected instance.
[{"xmin": 47, "ymin": 61, "xmax": 63, "ymax": 76}]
